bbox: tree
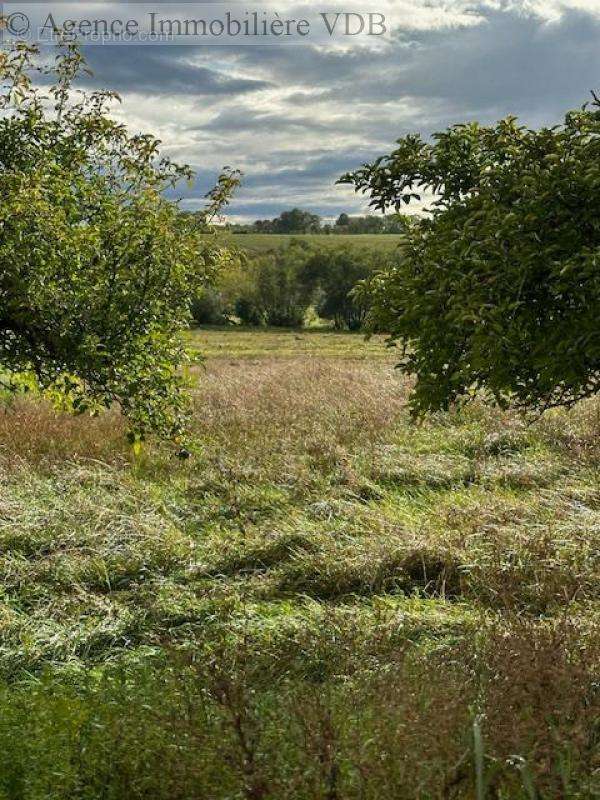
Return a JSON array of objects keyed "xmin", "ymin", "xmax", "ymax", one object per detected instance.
[
  {"xmin": 300, "ymin": 249, "xmax": 376, "ymax": 330},
  {"xmin": 381, "ymin": 213, "xmax": 411, "ymax": 234},
  {"xmin": 332, "ymin": 213, "xmax": 407, "ymax": 234},
  {"xmin": 252, "ymin": 208, "xmax": 321, "ymax": 235},
  {"xmin": 340, "ymin": 102, "xmax": 600, "ymax": 415},
  {"xmin": 0, "ymin": 40, "xmax": 239, "ymax": 440},
  {"xmin": 190, "ymin": 252, "xmax": 249, "ymax": 326},
  {"xmin": 190, "ymin": 289, "xmax": 229, "ymax": 326},
  {"xmin": 236, "ymin": 242, "xmax": 313, "ymax": 327},
  {"xmin": 274, "ymin": 208, "xmax": 321, "ymax": 234},
  {"xmin": 253, "ymin": 219, "xmax": 275, "ymax": 233}
]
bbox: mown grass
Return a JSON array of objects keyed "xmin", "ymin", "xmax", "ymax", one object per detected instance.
[
  {"xmin": 0, "ymin": 328, "xmax": 599, "ymax": 798},
  {"xmin": 186, "ymin": 326, "xmax": 392, "ymax": 360}
]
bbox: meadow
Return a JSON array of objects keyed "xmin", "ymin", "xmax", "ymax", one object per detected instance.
[
  {"xmin": 0, "ymin": 327, "xmax": 599, "ymax": 798},
  {"xmin": 220, "ymin": 232, "xmax": 405, "ymax": 255}
]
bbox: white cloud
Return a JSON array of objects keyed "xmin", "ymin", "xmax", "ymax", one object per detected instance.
[{"xmin": 57, "ymin": 0, "xmax": 600, "ymax": 217}]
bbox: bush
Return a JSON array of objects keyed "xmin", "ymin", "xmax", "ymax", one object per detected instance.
[
  {"xmin": 235, "ymin": 296, "xmax": 264, "ymax": 326},
  {"xmin": 235, "ymin": 242, "xmax": 314, "ymax": 327},
  {"xmin": 0, "ymin": 41, "xmax": 238, "ymax": 440},
  {"xmin": 299, "ymin": 248, "xmax": 378, "ymax": 330},
  {"xmin": 341, "ymin": 100, "xmax": 600, "ymax": 415},
  {"xmin": 190, "ymin": 290, "xmax": 229, "ymax": 326}
]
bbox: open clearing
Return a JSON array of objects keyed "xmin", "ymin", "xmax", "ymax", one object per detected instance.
[
  {"xmin": 219, "ymin": 232, "xmax": 405, "ymax": 255},
  {"xmin": 1, "ymin": 328, "xmax": 599, "ymax": 797}
]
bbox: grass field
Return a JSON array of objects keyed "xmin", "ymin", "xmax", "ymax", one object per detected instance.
[
  {"xmin": 186, "ymin": 325, "xmax": 391, "ymax": 360},
  {"xmin": 1, "ymin": 327, "xmax": 599, "ymax": 798},
  {"xmin": 219, "ymin": 232, "xmax": 405, "ymax": 255}
]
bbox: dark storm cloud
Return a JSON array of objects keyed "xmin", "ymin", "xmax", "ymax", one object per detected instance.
[
  {"xmin": 357, "ymin": 8, "xmax": 600, "ymax": 122},
  {"xmin": 82, "ymin": 46, "xmax": 270, "ymax": 95},
  {"xmin": 221, "ymin": 6, "xmax": 600, "ymax": 122},
  {"xmin": 68, "ymin": 2, "xmax": 600, "ymax": 219}
]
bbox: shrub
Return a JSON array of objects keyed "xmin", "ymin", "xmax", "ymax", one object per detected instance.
[
  {"xmin": 0, "ymin": 40, "xmax": 238, "ymax": 440},
  {"xmin": 341, "ymin": 100, "xmax": 600, "ymax": 414},
  {"xmin": 299, "ymin": 248, "xmax": 378, "ymax": 330},
  {"xmin": 235, "ymin": 296, "xmax": 264, "ymax": 326},
  {"xmin": 190, "ymin": 290, "xmax": 229, "ymax": 326},
  {"xmin": 235, "ymin": 242, "xmax": 314, "ymax": 327}
]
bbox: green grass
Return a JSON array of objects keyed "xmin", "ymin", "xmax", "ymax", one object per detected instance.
[
  {"xmin": 219, "ymin": 232, "xmax": 405, "ymax": 255},
  {"xmin": 186, "ymin": 325, "xmax": 393, "ymax": 360},
  {"xmin": 1, "ymin": 328, "xmax": 599, "ymax": 798}
]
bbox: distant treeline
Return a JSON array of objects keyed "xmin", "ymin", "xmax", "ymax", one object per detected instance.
[
  {"xmin": 191, "ymin": 239, "xmax": 392, "ymax": 331},
  {"xmin": 222, "ymin": 208, "xmax": 410, "ymax": 235}
]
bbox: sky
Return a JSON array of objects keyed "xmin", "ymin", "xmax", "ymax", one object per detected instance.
[{"xmin": 26, "ymin": 0, "xmax": 600, "ymax": 220}]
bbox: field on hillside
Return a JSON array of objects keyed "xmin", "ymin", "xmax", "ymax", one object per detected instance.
[
  {"xmin": 1, "ymin": 328, "xmax": 600, "ymax": 798},
  {"xmin": 220, "ymin": 232, "xmax": 405, "ymax": 255},
  {"xmin": 187, "ymin": 326, "xmax": 391, "ymax": 360}
]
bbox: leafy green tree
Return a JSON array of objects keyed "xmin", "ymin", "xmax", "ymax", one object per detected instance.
[
  {"xmin": 235, "ymin": 296, "xmax": 264, "ymax": 326},
  {"xmin": 333, "ymin": 212, "xmax": 408, "ymax": 234},
  {"xmin": 0, "ymin": 40, "xmax": 238, "ymax": 440},
  {"xmin": 380, "ymin": 213, "xmax": 410, "ymax": 234},
  {"xmin": 274, "ymin": 208, "xmax": 321, "ymax": 234},
  {"xmin": 190, "ymin": 254, "xmax": 251, "ymax": 326},
  {"xmin": 300, "ymin": 249, "xmax": 376, "ymax": 330},
  {"xmin": 190, "ymin": 289, "xmax": 228, "ymax": 326},
  {"xmin": 349, "ymin": 216, "xmax": 385, "ymax": 234},
  {"xmin": 253, "ymin": 219, "xmax": 276, "ymax": 233},
  {"xmin": 341, "ymin": 103, "xmax": 600, "ymax": 415},
  {"xmin": 236, "ymin": 241, "xmax": 314, "ymax": 327},
  {"xmin": 252, "ymin": 208, "xmax": 321, "ymax": 234}
]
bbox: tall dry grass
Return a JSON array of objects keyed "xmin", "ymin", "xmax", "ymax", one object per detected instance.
[
  {"xmin": 192, "ymin": 357, "xmax": 408, "ymax": 454},
  {"xmin": 0, "ymin": 397, "xmax": 127, "ymax": 468}
]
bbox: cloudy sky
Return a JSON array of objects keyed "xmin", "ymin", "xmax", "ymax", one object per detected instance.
[{"xmin": 31, "ymin": 0, "xmax": 600, "ymax": 220}]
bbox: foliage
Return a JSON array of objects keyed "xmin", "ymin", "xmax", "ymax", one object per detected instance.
[
  {"xmin": 194, "ymin": 240, "xmax": 388, "ymax": 331},
  {"xmin": 0, "ymin": 40, "xmax": 238, "ymax": 439},
  {"xmin": 300, "ymin": 248, "xmax": 378, "ymax": 330},
  {"xmin": 252, "ymin": 207, "xmax": 321, "ymax": 234},
  {"xmin": 235, "ymin": 241, "xmax": 315, "ymax": 327},
  {"xmin": 333, "ymin": 212, "xmax": 408, "ymax": 234},
  {"xmin": 229, "ymin": 210, "xmax": 407, "ymax": 236},
  {"xmin": 190, "ymin": 289, "xmax": 229, "ymax": 326},
  {"xmin": 341, "ymin": 102, "xmax": 600, "ymax": 415},
  {"xmin": 190, "ymin": 253, "xmax": 253, "ymax": 326},
  {"xmin": 221, "ymin": 232, "xmax": 405, "ymax": 256}
]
